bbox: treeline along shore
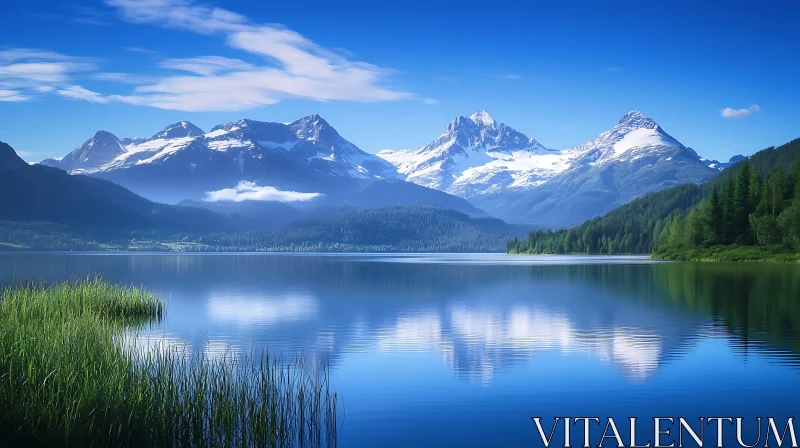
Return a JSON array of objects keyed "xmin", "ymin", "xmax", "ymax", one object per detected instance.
[{"xmin": 509, "ymin": 138, "xmax": 800, "ymax": 262}]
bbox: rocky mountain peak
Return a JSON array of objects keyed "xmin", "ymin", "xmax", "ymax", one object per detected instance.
[
  {"xmin": 469, "ymin": 109, "xmax": 496, "ymax": 127},
  {"xmin": 616, "ymin": 110, "xmax": 660, "ymax": 130},
  {"xmin": 150, "ymin": 121, "xmax": 204, "ymax": 140},
  {"xmin": 290, "ymin": 114, "xmax": 338, "ymax": 142}
]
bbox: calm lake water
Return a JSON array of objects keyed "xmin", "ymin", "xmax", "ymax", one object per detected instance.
[{"xmin": 1, "ymin": 253, "xmax": 799, "ymax": 447}]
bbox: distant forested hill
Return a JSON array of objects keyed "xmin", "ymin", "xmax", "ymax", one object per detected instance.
[
  {"xmin": 509, "ymin": 137, "xmax": 800, "ymax": 255},
  {"xmin": 204, "ymin": 204, "xmax": 527, "ymax": 252},
  {"xmin": 177, "ymin": 199, "xmax": 303, "ymax": 231}
]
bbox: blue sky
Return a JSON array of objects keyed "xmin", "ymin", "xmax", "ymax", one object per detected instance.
[{"xmin": 1, "ymin": 0, "xmax": 799, "ymax": 162}]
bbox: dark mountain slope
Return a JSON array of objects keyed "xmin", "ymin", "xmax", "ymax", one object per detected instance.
[{"xmin": 0, "ymin": 141, "xmax": 230, "ymax": 234}]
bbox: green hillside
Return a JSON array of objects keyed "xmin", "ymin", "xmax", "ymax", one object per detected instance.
[
  {"xmin": 509, "ymin": 137, "xmax": 800, "ymax": 256},
  {"xmin": 205, "ymin": 204, "xmax": 525, "ymax": 252}
]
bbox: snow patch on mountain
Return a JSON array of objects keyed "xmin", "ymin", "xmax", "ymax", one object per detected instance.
[
  {"xmin": 43, "ymin": 115, "xmax": 399, "ymax": 184},
  {"xmin": 379, "ymin": 109, "xmax": 727, "ymax": 226},
  {"xmin": 470, "ymin": 109, "xmax": 496, "ymax": 127},
  {"xmin": 377, "ymin": 109, "xmax": 557, "ymax": 195},
  {"xmin": 613, "ymin": 128, "xmax": 674, "ymax": 156}
]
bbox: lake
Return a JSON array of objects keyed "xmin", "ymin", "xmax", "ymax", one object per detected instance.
[{"xmin": 1, "ymin": 252, "xmax": 799, "ymax": 447}]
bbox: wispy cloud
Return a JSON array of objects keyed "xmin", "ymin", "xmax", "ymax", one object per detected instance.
[
  {"xmin": 122, "ymin": 46, "xmax": 159, "ymax": 54},
  {"xmin": 204, "ymin": 181, "xmax": 322, "ymax": 203},
  {"xmin": 97, "ymin": 0, "xmax": 413, "ymax": 111},
  {"xmin": 4, "ymin": 1, "xmax": 415, "ymax": 110},
  {"xmin": 721, "ymin": 104, "xmax": 760, "ymax": 118},
  {"xmin": 0, "ymin": 89, "xmax": 30, "ymax": 102},
  {"xmin": 92, "ymin": 72, "xmax": 157, "ymax": 85},
  {"xmin": 421, "ymin": 98, "xmax": 438, "ymax": 105},
  {"xmin": 57, "ymin": 85, "xmax": 109, "ymax": 103},
  {"xmin": 604, "ymin": 67, "xmax": 622, "ymax": 72},
  {"xmin": 159, "ymin": 56, "xmax": 255, "ymax": 76},
  {"xmin": 0, "ymin": 48, "xmax": 96, "ymax": 101}
]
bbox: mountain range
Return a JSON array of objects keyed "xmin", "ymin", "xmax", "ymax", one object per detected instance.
[
  {"xmin": 40, "ymin": 110, "xmax": 741, "ymax": 228},
  {"xmin": 1, "ymin": 140, "xmax": 520, "ymax": 251},
  {"xmin": 43, "ymin": 115, "xmax": 399, "ymax": 204},
  {"xmin": 378, "ymin": 110, "xmax": 740, "ymax": 227}
]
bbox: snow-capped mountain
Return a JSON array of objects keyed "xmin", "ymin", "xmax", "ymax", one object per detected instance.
[
  {"xmin": 378, "ymin": 110, "xmax": 559, "ymax": 196},
  {"xmin": 379, "ymin": 110, "xmax": 726, "ymax": 227},
  {"xmin": 43, "ymin": 115, "xmax": 399, "ymax": 203},
  {"xmin": 42, "ymin": 130, "xmax": 126, "ymax": 173},
  {"xmin": 41, "ymin": 109, "xmax": 739, "ymax": 227}
]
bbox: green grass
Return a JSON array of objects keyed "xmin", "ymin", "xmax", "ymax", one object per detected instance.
[
  {"xmin": 0, "ymin": 278, "xmax": 337, "ymax": 447},
  {"xmin": 653, "ymin": 245, "xmax": 800, "ymax": 263}
]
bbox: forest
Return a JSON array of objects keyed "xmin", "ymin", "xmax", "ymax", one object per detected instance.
[
  {"xmin": 652, "ymin": 154, "xmax": 800, "ymax": 261},
  {"xmin": 202, "ymin": 204, "xmax": 521, "ymax": 252},
  {"xmin": 508, "ymin": 138, "xmax": 800, "ymax": 260},
  {"xmin": 1, "ymin": 205, "xmax": 524, "ymax": 253}
]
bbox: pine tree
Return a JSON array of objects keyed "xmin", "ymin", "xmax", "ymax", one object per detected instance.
[
  {"xmin": 709, "ymin": 187, "xmax": 723, "ymax": 243},
  {"xmin": 722, "ymin": 175, "xmax": 736, "ymax": 243},
  {"xmin": 749, "ymin": 166, "xmax": 762, "ymax": 211},
  {"xmin": 763, "ymin": 168, "xmax": 786, "ymax": 217},
  {"xmin": 790, "ymin": 152, "xmax": 800, "ymax": 199},
  {"xmin": 733, "ymin": 162, "xmax": 754, "ymax": 244}
]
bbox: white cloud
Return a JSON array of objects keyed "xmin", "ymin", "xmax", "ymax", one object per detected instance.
[
  {"xmin": 0, "ymin": 48, "xmax": 96, "ymax": 100},
  {"xmin": 57, "ymin": 85, "xmax": 109, "ymax": 103},
  {"xmin": 123, "ymin": 46, "xmax": 153, "ymax": 53},
  {"xmin": 421, "ymin": 98, "xmax": 438, "ymax": 105},
  {"xmin": 159, "ymin": 56, "xmax": 255, "ymax": 76},
  {"xmin": 92, "ymin": 72, "xmax": 157, "ymax": 84},
  {"xmin": 204, "ymin": 181, "xmax": 322, "ymax": 203},
  {"xmin": 102, "ymin": 0, "xmax": 413, "ymax": 111},
  {"xmin": 721, "ymin": 104, "xmax": 760, "ymax": 118},
  {"xmin": 0, "ymin": 89, "xmax": 30, "ymax": 102},
  {"xmin": 604, "ymin": 67, "xmax": 621, "ymax": 72}
]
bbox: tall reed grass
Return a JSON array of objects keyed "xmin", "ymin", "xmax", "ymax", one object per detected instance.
[{"xmin": 0, "ymin": 277, "xmax": 337, "ymax": 447}]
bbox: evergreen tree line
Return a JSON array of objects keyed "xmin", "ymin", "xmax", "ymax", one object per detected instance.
[
  {"xmin": 508, "ymin": 138, "xmax": 800, "ymax": 255},
  {"xmin": 507, "ymin": 184, "xmax": 704, "ymax": 254},
  {"xmin": 654, "ymin": 154, "xmax": 800, "ymax": 253}
]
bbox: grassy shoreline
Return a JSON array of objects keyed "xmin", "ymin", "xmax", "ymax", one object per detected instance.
[{"xmin": 0, "ymin": 278, "xmax": 337, "ymax": 447}]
